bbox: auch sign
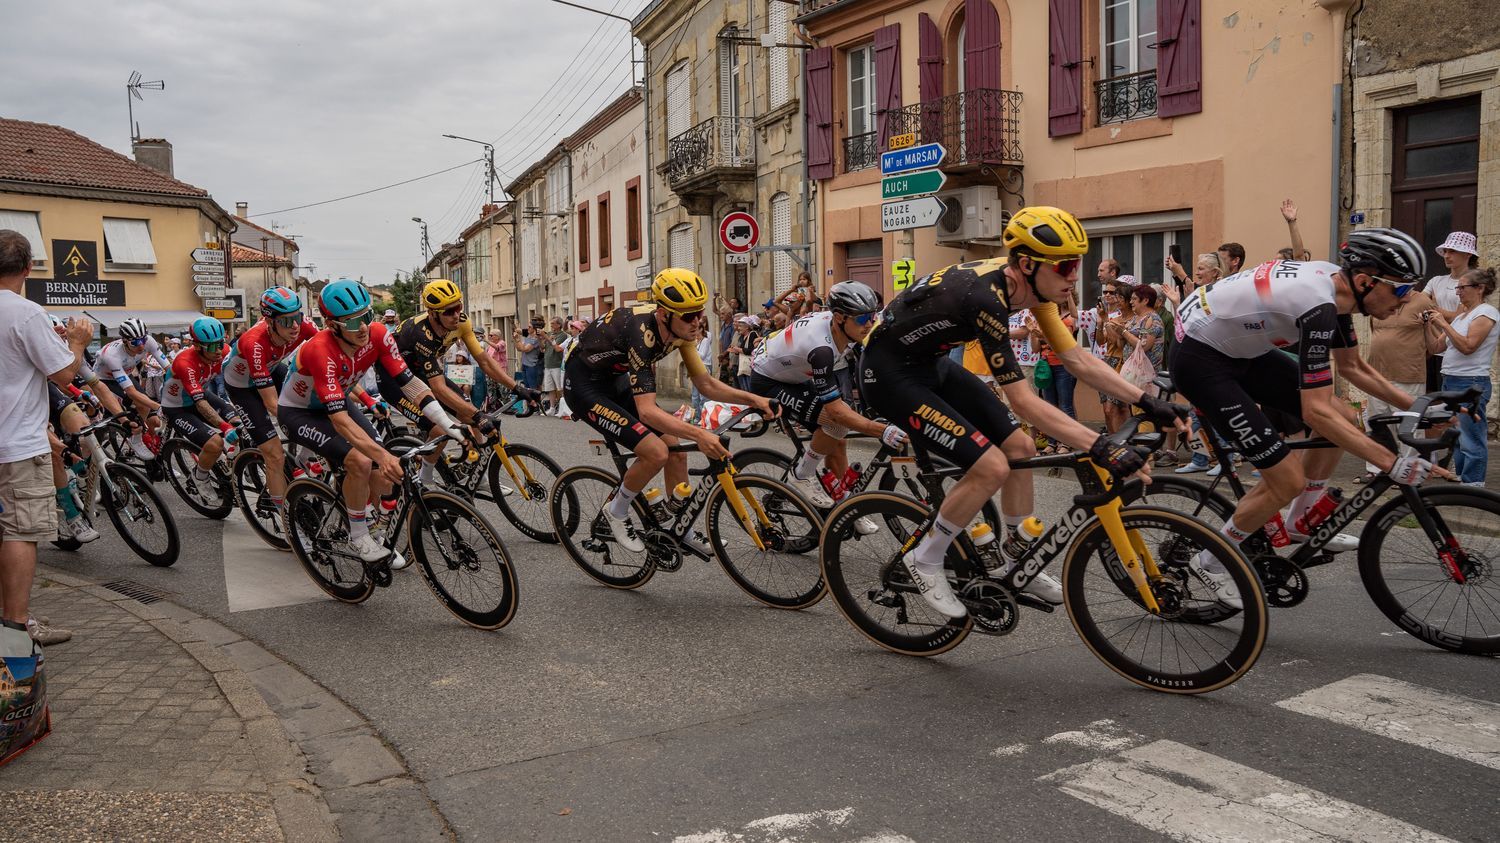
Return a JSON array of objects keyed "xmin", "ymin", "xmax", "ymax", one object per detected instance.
[
  {"xmin": 880, "ymin": 142, "xmax": 945, "ymax": 176},
  {"xmin": 881, "ymin": 169, "xmax": 946, "ymax": 201}
]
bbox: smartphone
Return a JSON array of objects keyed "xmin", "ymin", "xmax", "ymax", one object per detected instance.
[{"xmin": 1169, "ymin": 244, "xmax": 1182, "ymax": 266}]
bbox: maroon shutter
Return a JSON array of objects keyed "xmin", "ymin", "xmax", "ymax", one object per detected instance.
[
  {"xmin": 1156, "ymin": 0, "xmax": 1202, "ymax": 117},
  {"xmin": 806, "ymin": 47, "xmax": 835, "ymax": 180},
  {"xmin": 1048, "ymin": 0, "xmax": 1083, "ymax": 137},
  {"xmin": 874, "ymin": 24, "xmax": 902, "ymax": 148},
  {"xmin": 964, "ymin": 0, "xmax": 1002, "ymax": 160},
  {"xmin": 918, "ymin": 13, "xmax": 943, "ymax": 144}
]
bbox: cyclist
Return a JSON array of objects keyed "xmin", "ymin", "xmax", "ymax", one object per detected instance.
[
  {"xmin": 859, "ymin": 207, "xmax": 1188, "ymax": 617},
  {"xmin": 222, "ymin": 286, "xmax": 320, "ymax": 521},
  {"xmin": 279, "ymin": 279, "xmax": 470, "ymax": 567},
  {"xmin": 378, "ymin": 279, "xmax": 541, "ymax": 486},
  {"xmin": 45, "ymin": 315, "xmax": 132, "ymax": 543},
  {"xmin": 96, "ymin": 317, "xmax": 170, "ymax": 459},
  {"xmin": 1169, "ymin": 228, "xmax": 1446, "ymax": 609},
  {"xmin": 563, "ymin": 268, "xmax": 779, "ymax": 552},
  {"xmin": 749, "ymin": 280, "xmax": 907, "ymax": 520},
  {"xmin": 159, "ymin": 316, "xmax": 238, "ymax": 499}
]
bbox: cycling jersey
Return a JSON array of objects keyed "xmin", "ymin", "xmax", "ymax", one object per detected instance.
[
  {"xmin": 279, "ymin": 324, "xmax": 413, "ymax": 413},
  {"xmin": 569, "ymin": 304, "xmax": 707, "ymax": 395},
  {"xmin": 392, "ymin": 313, "xmax": 486, "ymax": 382},
  {"xmin": 223, "ymin": 318, "xmax": 319, "ymax": 389},
  {"xmin": 159, "ymin": 346, "xmax": 221, "ymax": 410},
  {"xmin": 97, "ymin": 337, "xmax": 169, "ymax": 389},
  {"xmin": 1175, "ymin": 260, "xmax": 1358, "ymax": 389},
  {"xmin": 750, "ymin": 311, "xmax": 850, "ymax": 396}
]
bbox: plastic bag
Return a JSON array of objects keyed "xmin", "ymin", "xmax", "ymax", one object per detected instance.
[
  {"xmin": 1120, "ymin": 344, "xmax": 1157, "ymax": 393},
  {"xmin": 698, "ymin": 401, "xmax": 761, "ymax": 431},
  {"xmin": 0, "ymin": 628, "xmax": 50, "ymax": 766},
  {"xmin": 1033, "ymin": 357, "xmax": 1053, "ymax": 390}
]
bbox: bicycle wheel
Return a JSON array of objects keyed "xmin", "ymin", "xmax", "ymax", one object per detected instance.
[
  {"xmin": 550, "ymin": 466, "xmax": 656, "ymax": 589},
  {"xmin": 732, "ymin": 447, "xmax": 794, "ymax": 479},
  {"xmin": 1063, "ymin": 506, "xmax": 1266, "ymax": 694},
  {"xmin": 161, "ymin": 439, "xmax": 234, "ymax": 519},
  {"xmin": 407, "ymin": 490, "xmax": 519, "ymax": 630},
  {"xmin": 707, "ymin": 475, "xmax": 826, "ymax": 609},
  {"xmin": 232, "ymin": 451, "xmax": 289, "ymax": 549},
  {"xmin": 489, "ymin": 443, "xmax": 563, "ymax": 543},
  {"xmin": 101, "ymin": 463, "xmax": 180, "ymax": 567},
  {"xmin": 1136, "ymin": 476, "xmax": 1234, "ymax": 530},
  {"xmin": 876, "ymin": 459, "xmax": 1000, "ymax": 540},
  {"xmin": 1359, "ymin": 486, "xmax": 1500, "ymax": 655},
  {"xmin": 820, "ymin": 491, "xmax": 973, "ymax": 656},
  {"xmin": 284, "ymin": 478, "xmax": 374, "ymax": 603}
]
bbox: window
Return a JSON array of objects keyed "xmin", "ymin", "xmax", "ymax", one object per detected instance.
[
  {"xmin": 1079, "ymin": 211, "xmax": 1192, "ymax": 308},
  {"xmin": 666, "ymin": 60, "xmax": 690, "ymax": 139},
  {"xmin": 0, "ymin": 210, "xmax": 47, "ymax": 264},
  {"xmin": 1097, "ymin": 0, "xmax": 1159, "ymax": 124},
  {"xmin": 102, "ymin": 217, "xmax": 157, "ymax": 268},
  {"xmin": 720, "ymin": 29, "xmax": 741, "ymax": 119},
  {"xmin": 847, "ymin": 43, "xmax": 877, "ymax": 137},
  {"xmin": 597, "ymin": 192, "xmax": 612, "ymax": 267},
  {"xmin": 625, "ymin": 177, "xmax": 643, "ymax": 260},
  {"xmin": 770, "ymin": 193, "xmax": 794, "ymax": 294},
  {"xmin": 669, "ymin": 223, "xmax": 694, "ymax": 271},
  {"xmin": 577, "ymin": 202, "xmax": 591, "ymax": 271},
  {"xmin": 767, "ymin": 0, "xmax": 791, "ymax": 108}
]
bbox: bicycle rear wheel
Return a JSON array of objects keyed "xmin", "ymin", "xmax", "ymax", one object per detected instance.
[
  {"xmin": 550, "ymin": 466, "xmax": 656, "ymax": 589},
  {"xmin": 876, "ymin": 459, "xmax": 1000, "ymax": 541},
  {"xmin": 1359, "ymin": 486, "xmax": 1500, "ymax": 655},
  {"xmin": 489, "ymin": 443, "xmax": 563, "ymax": 543},
  {"xmin": 1136, "ymin": 476, "xmax": 1234, "ymax": 530},
  {"xmin": 284, "ymin": 478, "xmax": 374, "ymax": 603},
  {"xmin": 1063, "ymin": 506, "xmax": 1266, "ymax": 694},
  {"xmin": 820, "ymin": 491, "xmax": 973, "ymax": 656},
  {"xmin": 161, "ymin": 439, "xmax": 234, "ymax": 519},
  {"xmin": 102, "ymin": 463, "xmax": 180, "ymax": 567},
  {"xmin": 232, "ymin": 450, "xmax": 289, "ymax": 549},
  {"xmin": 408, "ymin": 490, "xmax": 519, "ymax": 629},
  {"xmin": 707, "ymin": 475, "xmax": 825, "ymax": 609}
]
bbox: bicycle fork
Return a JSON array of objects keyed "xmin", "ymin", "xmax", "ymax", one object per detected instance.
[
  {"xmin": 1089, "ymin": 465, "xmax": 1165, "ymax": 614},
  {"xmin": 1396, "ymin": 484, "xmax": 1471, "ymax": 583},
  {"xmin": 716, "ymin": 466, "xmax": 771, "ymax": 551},
  {"xmin": 492, "ymin": 438, "xmax": 540, "ymax": 501}
]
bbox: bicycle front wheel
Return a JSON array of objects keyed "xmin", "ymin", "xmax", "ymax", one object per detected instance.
[
  {"xmin": 1359, "ymin": 486, "xmax": 1500, "ymax": 654},
  {"xmin": 284, "ymin": 478, "xmax": 374, "ymax": 603},
  {"xmin": 408, "ymin": 490, "xmax": 519, "ymax": 630},
  {"xmin": 161, "ymin": 439, "xmax": 234, "ymax": 519},
  {"xmin": 102, "ymin": 463, "xmax": 180, "ymax": 567},
  {"xmin": 1064, "ymin": 506, "xmax": 1267, "ymax": 694},
  {"xmin": 232, "ymin": 450, "xmax": 289, "ymax": 549},
  {"xmin": 707, "ymin": 475, "xmax": 825, "ymax": 609},
  {"xmin": 489, "ymin": 443, "xmax": 563, "ymax": 543},
  {"xmin": 550, "ymin": 466, "xmax": 656, "ymax": 589}
]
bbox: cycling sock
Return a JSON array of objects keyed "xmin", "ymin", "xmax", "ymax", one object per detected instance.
[
  {"xmin": 269, "ymin": 494, "xmax": 283, "ymax": 508},
  {"xmin": 793, "ymin": 449, "xmax": 825, "ymax": 482},
  {"xmin": 909, "ymin": 514, "xmax": 961, "ymax": 574},
  {"xmin": 193, "ymin": 466, "xmax": 212, "ymax": 483},
  {"xmin": 347, "ymin": 507, "xmax": 370, "ymax": 539},
  {"xmin": 606, "ymin": 484, "xmax": 638, "ymax": 519},
  {"xmin": 1286, "ymin": 479, "xmax": 1328, "ymax": 527},
  {"xmin": 55, "ymin": 487, "xmax": 81, "ymax": 519},
  {"xmin": 419, "ymin": 460, "xmax": 435, "ymax": 484},
  {"xmin": 1220, "ymin": 519, "xmax": 1251, "ymax": 546},
  {"xmin": 1002, "ymin": 513, "xmax": 1031, "ymax": 529}
]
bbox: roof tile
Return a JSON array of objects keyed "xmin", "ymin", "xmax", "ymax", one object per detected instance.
[{"xmin": 0, "ymin": 117, "xmax": 210, "ymax": 197}]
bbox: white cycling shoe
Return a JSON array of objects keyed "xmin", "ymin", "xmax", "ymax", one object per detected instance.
[
  {"xmin": 790, "ymin": 473, "xmax": 834, "ymax": 509},
  {"xmin": 681, "ymin": 530, "xmax": 713, "ymax": 557},
  {"xmin": 853, "ymin": 515, "xmax": 880, "ymax": 536},
  {"xmin": 901, "ymin": 553, "xmax": 967, "ymax": 618},
  {"xmin": 65, "ymin": 516, "xmax": 100, "ymax": 544},
  {"xmin": 1186, "ymin": 549, "xmax": 1242, "ymax": 610},
  {"xmin": 1022, "ymin": 572, "xmax": 1064, "ymax": 605},
  {"xmin": 602, "ymin": 507, "xmax": 646, "ymax": 552},
  {"xmin": 129, "ymin": 439, "xmax": 155, "ymax": 460},
  {"xmin": 349, "ymin": 533, "xmax": 407, "ymax": 570}
]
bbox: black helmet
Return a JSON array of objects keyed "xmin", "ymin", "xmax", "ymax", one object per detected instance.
[
  {"xmin": 1339, "ymin": 227, "xmax": 1426, "ymax": 282},
  {"xmin": 827, "ymin": 280, "xmax": 882, "ymax": 315}
]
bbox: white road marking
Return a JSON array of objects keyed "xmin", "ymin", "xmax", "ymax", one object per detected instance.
[
  {"xmin": 221, "ymin": 513, "xmax": 330, "ymax": 612},
  {"xmin": 990, "ymin": 743, "xmax": 1028, "ymax": 757},
  {"xmin": 1042, "ymin": 719, "xmax": 1141, "ymax": 752},
  {"xmin": 1276, "ymin": 673, "xmax": 1500, "ymax": 771},
  {"xmin": 671, "ymin": 807, "xmax": 914, "ymax": 843},
  {"xmin": 1040, "ymin": 739, "xmax": 1454, "ymax": 842}
]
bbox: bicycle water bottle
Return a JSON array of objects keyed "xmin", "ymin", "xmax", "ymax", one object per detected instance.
[
  {"xmin": 1001, "ymin": 517, "xmax": 1046, "ymax": 562},
  {"xmin": 1264, "ymin": 513, "xmax": 1292, "ymax": 547},
  {"xmin": 672, "ymin": 482, "xmax": 693, "ymax": 503},
  {"xmin": 841, "ymin": 463, "xmax": 862, "ymax": 498},
  {"xmin": 643, "ymin": 487, "xmax": 668, "ymax": 519},
  {"xmin": 1292, "ymin": 488, "xmax": 1344, "ymax": 534},
  {"xmin": 818, "ymin": 469, "xmax": 843, "ymax": 501},
  {"xmin": 967, "ymin": 522, "xmax": 997, "ymax": 548}
]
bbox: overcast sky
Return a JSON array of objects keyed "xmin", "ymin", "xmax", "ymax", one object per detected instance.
[{"xmin": 2, "ymin": 0, "xmax": 646, "ymax": 284}]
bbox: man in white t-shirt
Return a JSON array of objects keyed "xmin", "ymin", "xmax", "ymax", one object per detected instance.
[{"xmin": 0, "ymin": 230, "xmax": 92, "ymax": 653}]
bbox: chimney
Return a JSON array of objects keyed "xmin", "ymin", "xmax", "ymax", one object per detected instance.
[
  {"xmin": 235, "ymin": 202, "xmax": 249, "ymax": 218},
  {"xmin": 132, "ymin": 138, "xmax": 174, "ymax": 177}
]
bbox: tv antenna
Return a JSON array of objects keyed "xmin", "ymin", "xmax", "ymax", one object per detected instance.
[{"xmin": 126, "ymin": 71, "xmax": 165, "ymax": 142}]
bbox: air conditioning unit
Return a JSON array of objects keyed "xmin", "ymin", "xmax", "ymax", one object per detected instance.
[{"xmin": 934, "ymin": 186, "xmax": 1010, "ymax": 244}]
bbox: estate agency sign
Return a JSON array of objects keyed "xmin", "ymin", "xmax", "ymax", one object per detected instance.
[{"xmin": 24, "ymin": 240, "xmax": 126, "ymax": 307}]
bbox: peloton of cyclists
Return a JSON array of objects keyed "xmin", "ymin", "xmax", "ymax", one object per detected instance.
[
  {"xmin": 96, "ymin": 317, "xmax": 172, "ymax": 460},
  {"xmin": 159, "ymin": 316, "xmax": 239, "ymax": 498}
]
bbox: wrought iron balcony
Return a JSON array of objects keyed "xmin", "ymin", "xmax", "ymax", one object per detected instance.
[
  {"xmin": 842, "ymin": 131, "xmax": 879, "ymax": 172},
  {"xmin": 1095, "ymin": 70, "xmax": 1158, "ymax": 125},
  {"xmin": 662, "ymin": 116, "xmax": 757, "ymax": 214},
  {"xmin": 883, "ymin": 88, "xmax": 1023, "ymax": 167}
]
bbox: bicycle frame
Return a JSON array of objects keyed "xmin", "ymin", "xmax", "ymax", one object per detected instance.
[{"xmin": 752, "ymin": 412, "xmax": 902, "ymax": 500}]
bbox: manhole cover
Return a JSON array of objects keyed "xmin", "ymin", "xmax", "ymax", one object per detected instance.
[{"xmin": 100, "ymin": 578, "xmax": 173, "ymax": 605}]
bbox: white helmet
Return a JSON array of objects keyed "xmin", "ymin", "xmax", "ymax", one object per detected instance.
[{"xmin": 119, "ymin": 317, "xmax": 149, "ymax": 340}]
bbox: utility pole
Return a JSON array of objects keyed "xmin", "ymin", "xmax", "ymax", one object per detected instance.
[
  {"xmin": 412, "ymin": 217, "xmax": 432, "ymax": 263},
  {"xmin": 442, "ymin": 134, "xmax": 500, "ymax": 205}
]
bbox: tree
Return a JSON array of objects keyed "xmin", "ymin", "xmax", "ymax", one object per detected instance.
[{"xmin": 389, "ymin": 270, "xmax": 424, "ymax": 320}]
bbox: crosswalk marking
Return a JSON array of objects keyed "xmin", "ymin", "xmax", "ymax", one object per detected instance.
[
  {"xmin": 1039, "ymin": 739, "xmax": 1454, "ymax": 842},
  {"xmin": 1275, "ymin": 673, "xmax": 1500, "ymax": 771},
  {"xmin": 671, "ymin": 807, "xmax": 916, "ymax": 843},
  {"xmin": 221, "ymin": 514, "xmax": 330, "ymax": 612}
]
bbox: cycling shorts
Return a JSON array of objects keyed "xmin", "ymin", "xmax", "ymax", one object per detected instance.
[
  {"xmin": 858, "ymin": 344, "xmax": 1021, "ymax": 467},
  {"xmin": 1168, "ymin": 336, "xmax": 1306, "ymax": 470},
  {"xmin": 562, "ymin": 356, "xmax": 658, "ymax": 451},
  {"xmin": 748, "ymin": 372, "xmax": 842, "ymax": 433},
  {"xmin": 164, "ymin": 391, "xmax": 232, "ymax": 450},
  {"xmin": 280, "ymin": 404, "xmax": 381, "ymax": 466},
  {"xmin": 48, "ymin": 383, "xmax": 77, "ymax": 431},
  {"xmin": 226, "ymin": 383, "xmax": 281, "ymax": 447}
]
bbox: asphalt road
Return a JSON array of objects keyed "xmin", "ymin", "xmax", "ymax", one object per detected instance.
[{"xmin": 40, "ymin": 414, "xmax": 1500, "ymax": 842}]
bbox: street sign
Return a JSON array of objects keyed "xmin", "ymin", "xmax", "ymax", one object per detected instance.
[
  {"xmin": 192, "ymin": 273, "xmax": 226, "ymax": 284},
  {"xmin": 888, "ymin": 132, "xmax": 916, "ymax": 150},
  {"xmin": 635, "ymin": 264, "xmax": 653, "ymax": 289},
  {"xmin": 892, "ymin": 259, "xmax": 916, "ymax": 290},
  {"xmin": 719, "ymin": 211, "xmax": 759, "ymax": 254},
  {"xmin": 725, "ymin": 253, "xmax": 749, "ymax": 265},
  {"xmin": 194, "ymin": 284, "xmax": 226, "ymax": 298},
  {"xmin": 207, "ymin": 309, "xmax": 236, "ymax": 319},
  {"xmin": 880, "ymin": 143, "xmax": 946, "ymax": 176},
  {"xmin": 881, "ymin": 197, "xmax": 944, "ymax": 232},
  {"xmin": 192, "ymin": 263, "xmax": 225, "ymax": 274},
  {"xmin": 881, "ymin": 169, "xmax": 947, "ymax": 200},
  {"xmin": 191, "ymin": 248, "xmax": 224, "ymax": 264},
  {"xmin": 203, "ymin": 297, "xmax": 235, "ymax": 309}
]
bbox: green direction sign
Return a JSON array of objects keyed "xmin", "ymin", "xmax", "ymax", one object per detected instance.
[{"xmin": 881, "ymin": 169, "xmax": 946, "ymax": 200}]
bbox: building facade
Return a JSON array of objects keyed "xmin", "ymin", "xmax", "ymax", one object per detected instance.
[
  {"xmin": 0, "ymin": 119, "xmax": 235, "ymax": 334},
  {"xmin": 229, "ymin": 242, "xmax": 295, "ymax": 328},
  {"xmin": 506, "ymin": 146, "xmax": 573, "ymax": 325},
  {"xmin": 566, "ymin": 88, "xmax": 651, "ymax": 319}
]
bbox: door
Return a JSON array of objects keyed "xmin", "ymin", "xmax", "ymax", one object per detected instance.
[
  {"xmin": 1389, "ymin": 96, "xmax": 1479, "ymax": 258},
  {"xmin": 844, "ymin": 239, "xmax": 885, "ymax": 300}
]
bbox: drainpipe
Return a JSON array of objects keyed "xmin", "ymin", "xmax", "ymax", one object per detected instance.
[
  {"xmin": 643, "ymin": 42, "xmax": 657, "ymax": 296},
  {"xmin": 797, "ymin": 20, "xmax": 815, "ymax": 289}
]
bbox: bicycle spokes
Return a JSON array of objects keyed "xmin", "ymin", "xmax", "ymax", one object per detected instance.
[{"xmin": 1095, "ymin": 498, "xmax": 1162, "ymax": 614}]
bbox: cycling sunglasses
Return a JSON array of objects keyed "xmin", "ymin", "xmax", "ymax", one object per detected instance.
[
  {"xmin": 676, "ymin": 309, "xmax": 706, "ymax": 324},
  {"xmin": 1033, "ymin": 256, "xmax": 1082, "ymax": 277},
  {"xmin": 849, "ymin": 312, "xmax": 878, "ymax": 326},
  {"xmin": 197, "ymin": 340, "xmax": 224, "ymax": 353},
  {"xmin": 126, "ymin": 336, "xmax": 147, "ymax": 347},
  {"xmin": 334, "ymin": 310, "xmax": 376, "ymax": 332},
  {"xmin": 436, "ymin": 305, "xmax": 463, "ymax": 317},
  {"xmin": 1376, "ymin": 276, "xmax": 1417, "ymax": 298},
  {"xmin": 272, "ymin": 313, "xmax": 303, "ymax": 329}
]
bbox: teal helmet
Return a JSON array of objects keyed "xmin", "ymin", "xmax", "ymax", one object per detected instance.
[
  {"xmin": 319, "ymin": 279, "xmax": 372, "ymax": 320},
  {"xmin": 190, "ymin": 316, "xmax": 225, "ymax": 344}
]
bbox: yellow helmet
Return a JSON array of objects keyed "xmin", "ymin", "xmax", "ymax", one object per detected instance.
[
  {"xmin": 422, "ymin": 278, "xmax": 463, "ymax": 310},
  {"xmin": 1003, "ymin": 206, "xmax": 1089, "ymax": 258},
  {"xmin": 651, "ymin": 268, "xmax": 708, "ymax": 314}
]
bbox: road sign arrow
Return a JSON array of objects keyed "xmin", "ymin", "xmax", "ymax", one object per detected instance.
[
  {"xmin": 203, "ymin": 297, "xmax": 235, "ymax": 309},
  {"xmin": 191, "ymin": 248, "xmax": 225, "ymax": 263},
  {"xmin": 881, "ymin": 197, "xmax": 945, "ymax": 232},
  {"xmin": 194, "ymin": 284, "xmax": 226, "ymax": 298},
  {"xmin": 192, "ymin": 263, "xmax": 225, "ymax": 274},
  {"xmin": 882, "ymin": 169, "xmax": 947, "ymax": 200},
  {"xmin": 193, "ymin": 273, "xmax": 227, "ymax": 284},
  {"xmin": 880, "ymin": 143, "xmax": 946, "ymax": 175}
]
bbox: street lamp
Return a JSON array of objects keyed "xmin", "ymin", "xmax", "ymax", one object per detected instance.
[
  {"xmin": 442, "ymin": 134, "xmax": 504, "ymax": 206},
  {"xmin": 548, "ymin": 0, "xmax": 641, "ymax": 85},
  {"xmin": 412, "ymin": 217, "xmax": 431, "ymax": 263}
]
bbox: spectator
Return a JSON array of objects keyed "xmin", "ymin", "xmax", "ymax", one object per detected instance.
[
  {"xmin": 1355, "ymin": 285, "xmax": 1437, "ymax": 483},
  {"xmin": 383, "ymin": 309, "xmax": 398, "ymax": 326},
  {"xmin": 1, "ymin": 230, "xmax": 92, "ymax": 648},
  {"xmin": 1281, "ymin": 199, "xmax": 1311, "ymax": 261},
  {"xmin": 1008, "ymin": 309, "xmax": 1039, "ymax": 385},
  {"xmin": 514, "ymin": 318, "xmax": 543, "ymax": 392},
  {"xmin": 1091, "ymin": 276, "xmax": 1128, "ymax": 432},
  {"xmin": 542, "ymin": 316, "xmax": 566, "ymax": 414},
  {"xmin": 449, "ymin": 352, "xmax": 474, "ymax": 401},
  {"xmin": 1217, "ymin": 241, "xmax": 1246, "ymax": 277},
  {"xmin": 1425, "ymin": 267, "xmax": 1498, "ymax": 487},
  {"xmin": 729, "ymin": 315, "xmax": 760, "ymax": 391},
  {"xmin": 1120, "ymin": 283, "xmax": 1164, "ymax": 373},
  {"xmin": 1036, "ymin": 296, "xmax": 1078, "ymax": 426},
  {"xmin": 689, "ymin": 317, "xmax": 716, "ymax": 422},
  {"xmin": 483, "ymin": 329, "xmax": 508, "ymax": 412},
  {"xmin": 1422, "ymin": 231, "xmax": 1479, "ymax": 391},
  {"xmin": 1174, "ymin": 253, "xmax": 1228, "ymax": 475}
]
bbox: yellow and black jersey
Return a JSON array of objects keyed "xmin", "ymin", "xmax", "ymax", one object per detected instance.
[
  {"xmin": 392, "ymin": 313, "xmax": 486, "ymax": 382},
  {"xmin": 570, "ymin": 304, "xmax": 707, "ymax": 395}
]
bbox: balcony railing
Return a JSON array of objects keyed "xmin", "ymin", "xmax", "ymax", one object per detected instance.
[
  {"xmin": 665, "ymin": 116, "xmax": 756, "ymax": 187},
  {"xmin": 842, "ymin": 131, "xmax": 879, "ymax": 172},
  {"xmin": 1095, "ymin": 70, "xmax": 1158, "ymax": 125},
  {"xmin": 883, "ymin": 88, "xmax": 1023, "ymax": 167}
]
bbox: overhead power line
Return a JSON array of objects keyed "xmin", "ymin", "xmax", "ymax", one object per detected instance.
[{"xmin": 250, "ymin": 159, "xmax": 484, "ymax": 217}]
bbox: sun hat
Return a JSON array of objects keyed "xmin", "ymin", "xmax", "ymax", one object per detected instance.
[{"xmin": 1437, "ymin": 231, "xmax": 1478, "ymax": 257}]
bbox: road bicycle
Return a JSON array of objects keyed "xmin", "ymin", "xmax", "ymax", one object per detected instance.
[
  {"xmin": 1139, "ymin": 385, "xmax": 1500, "ymax": 655},
  {"xmin": 820, "ymin": 417, "xmax": 1268, "ymax": 694},
  {"xmin": 51, "ymin": 417, "xmax": 180, "ymax": 567},
  {"xmin": 283, "ymin": 436, "xmax": 519, "ymax": 629},
  {"xmin": 158, "ymin": 415, "xmax": 238, "ymax": 519},
  {"xmin": 549, "ymin": 410, "xmax": 827, "ymax": 609},
  {"xmin": 230, "ymin": 434, "xmax": 333, "ymax": 551}
]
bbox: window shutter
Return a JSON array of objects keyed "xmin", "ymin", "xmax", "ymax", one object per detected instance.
[
  {"xmin": 771, "ymin": 193, "xmax": 793, "ymax": 295},
  {"xmin": 669, "ymin": 224, "xmax": 694, "ymax": 270},
  {"xmin": 103, "ymin": 218, "xmax": 156, "ymax": 265},
  {"xmin": 768, "ymin": 1, "xmax": 791, "ymax": 108},
  {"xmin": 1047, "ymin": 0, "xmax": 1084, "ymax": 137},
  {"xmin": 873, "ymin": 24, "xmax": 902, "ymax": 148},
  {"xmin": 805, "ymin": 47, "xmax": 835, "ymax": 180},
  {"xmin": 666, "ymin": 61, "xmax": 690, "ymax": 139},
  {"xmin": 719, "ymin": 38, "xmax": 735, "ymax": 118},
  {"xmin": 917, "ymin": 13, "xmax": 944, "ymax": 144},
  {"xmin": 1156, "ymin": 0, "xmax": 1202, "ymax": 117},
  {"xmin": 0, "ymin": 210, "xmax": 47, "ymax": 262},
  {"xmin": 963, "ymin": 0, "xmax": 1001, "ymax": 91}
]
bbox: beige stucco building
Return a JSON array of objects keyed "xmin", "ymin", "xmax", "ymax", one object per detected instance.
[
  {"xmin": 507, "ymin": 146, "xmax": 573, "ymax": 324},
  {"xmin": 566, "ymin": 88, "xmax": 651, "ymax": 319}
]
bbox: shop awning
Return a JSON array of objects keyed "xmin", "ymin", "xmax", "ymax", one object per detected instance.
[{"xmin": 49, "ymin": 309, "xmax": 206, "ymax": 336}]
